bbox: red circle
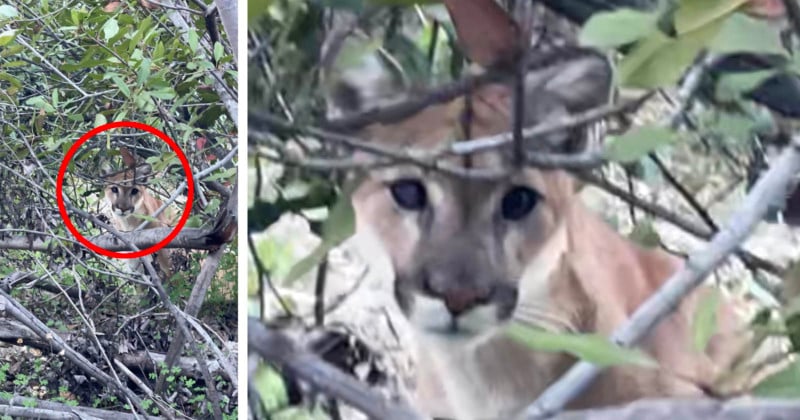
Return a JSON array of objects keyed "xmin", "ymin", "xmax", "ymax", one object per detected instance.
[{"xmin": 56, "ymin": 121, "xmax": 195, "ymax": 259}]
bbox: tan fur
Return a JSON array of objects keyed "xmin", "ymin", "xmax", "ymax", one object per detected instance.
[
  {"xmin": 104, "ymin": 166, "xmax": 174, "ymax": 279},
  {"xmin": 348, "ymin": 64, "xmax": 746, "ymax": 420}
]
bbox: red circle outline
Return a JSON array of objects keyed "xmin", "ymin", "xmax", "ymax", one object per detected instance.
[{"xmin": 56, "ymin": 121, "xmax": 195, "ymax": 259}]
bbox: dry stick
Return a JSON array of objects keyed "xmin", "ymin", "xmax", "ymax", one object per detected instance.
[
  {"xmin": 520, "ymin": 138, "xmax": 800, "ymax": 419},
  {"xmin": 314, "ymin": 254, "xmax": 330, "ymax": 326},
  {"xmin": 0, "ymin": 227, "xmax": 223, "ymax": 252},
  {"xmin": 549, "ymin": 397, "xmax": 800, "ymax": 420},
  {"xmin": 0, "ymin": 290, "xmax": 149, "ymax": 417},
  {"xmin": 155, "ymin": 245, "xmax": 229, "ymax": 394},
  {"xmin": 248, "ymin": 319, "xmax": 427, "ymax": 420},
  {"xmin": 1, "ymin": 396, "xmax": 160, "ymax": 420},
  {"xmin": 63, "ymin": 205, "xmax": 225, "ymax": 420}
]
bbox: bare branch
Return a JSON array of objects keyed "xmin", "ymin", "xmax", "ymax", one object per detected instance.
[
  {"xmin": 248, "ymin": 318, "xmax": 427, "ymax": 420},
  {"xmin": 0, "ymin": 227, "xmax": 226, "ymax": 252},
  {"xmin": 579, "ymin": 173, "xmax": 784, "ymax": 283},
  {"xmin": 251, "ymin": 94, "xmax": 648, "ymax": 178},
  {"xmin": 550, "ymin": 397, "xmax": 800, "ymax": 420},
  {"xmin": 156, "ymin": 245, "xmax": 229, "ymax": 393},
  {"xmin": 0, "ymin": 290, "xmax": 148, "ymax": 416},
  {"xmin": 0, "ymin": 395, "xmax": 161, "ymax": 420}
]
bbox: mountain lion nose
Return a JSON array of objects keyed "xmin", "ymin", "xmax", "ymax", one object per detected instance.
[{"xmin": 441, "ymin": 288, "xmax": 490, "ymax": 317}]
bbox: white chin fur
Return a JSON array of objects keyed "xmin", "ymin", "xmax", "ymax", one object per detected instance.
[{"xmin": 407, "ymin": 294, "xmax": 503, "ymax": 341}]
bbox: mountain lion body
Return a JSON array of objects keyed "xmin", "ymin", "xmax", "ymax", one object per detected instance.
[
  {"xmin": 104, "ymin": 163, "xmax": 174, "ymax": 278},
  {"xmin": 338, "ymin": 5, "xmax": 745, "ymax": 417}
]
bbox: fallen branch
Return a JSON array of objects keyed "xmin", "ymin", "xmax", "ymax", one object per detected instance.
[
  {"xmin": 0, "ymin": 395, "xmax": 161, "ymax": 420},
  {"xmin": 520, "ymin": 137, "xmax": 800, "ymax": 418},
  {"xmin": 0, "ymin": 291, "xmax": 149, "ymax": 416},
  {"xmin": 248, "ymin": 318, "xmax": 427, "ymax": 420},
  {"xmin": 0, "ymin": 227, "xmax": 225, "ymax": 252},
  {"xmin": 156, "ymin": 245, "xmax": 228, "ymax": 394},
  {"xmin": 550, "ymin": 397, "xmax": 800, "ymax": 420}
]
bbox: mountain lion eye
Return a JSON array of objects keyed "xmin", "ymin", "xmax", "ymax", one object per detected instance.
[
  {"xmin": 389, "ymin": 179, "xmax": 427, "ymax": 210},
  {"xmin": 131, "ymin": 188, "xmax": 139, "ymax": 196},
  {"xmin": 501, "ymin": 186, "xmax": 539, "ymax": 220},
  {"xmin": 111, "ymin": 186, "xmax": 118, "ymax": 194}
]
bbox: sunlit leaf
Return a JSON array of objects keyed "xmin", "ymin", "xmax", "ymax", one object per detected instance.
[
  {"xmin": 102, "ymin": 18, "xmax": 119, "ymax": 41},
  {"xmin": 579, "ymin": 8, "xmax": 658, "ymax": 48},
  {"xmin": 251, "ymin": 363, "xmax": 288, "ymax": 412},
  {"xmin": 507, "ymin": 323, "xmax": 657, "ymax": 368},
  {"xmin": 604, "ymin": 125, "xmax": 677, "ymax": 163},
  {"xmin": 674, "ymin": 0, "xmax": 748, "ymax": 34},
  {"xmin": 0, "ymin": 5, "xmax": 18, "ymax": 19},
  {"xmin": 628, "ymin": 220, "xmax": 661, "ymax": 248},
  {"xmin": 753, "ymin": 359, "xmax": 800, "ymax": 398},
  {"xmin": 619, "ymin": 18, "xmax": 724, "ymax": 88},
  {"xmin": 710, "ymin": 13, "xmax": 786, "ymax": 56},
  {"xmin": 0, "ymin": 29, "xmax": 17, "ymax": 46},
  {"xmin": 692, "ymin": 289, "xmax": 720, "ymax": 352}
]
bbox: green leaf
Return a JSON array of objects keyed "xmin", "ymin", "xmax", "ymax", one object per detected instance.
[
  {"xmin": 109, "ymin": 74, "xmax": 131, "ymax": 98},
  {"xmin": 251, "ymin": 363, "xmax": 288, "ymax": 412},
  {"xmin": 753, "ymin": 359, "xmax": 800, "ymax": 398},
  {"xmin": 506, "ymin": 323, "xmax": 657, "ymax": 368},
  {"xmin": 283, "ymin": 244, "xmax": 328, "ymax": 285},
  {"xmin": 24, "ymin": 96, "xmax": 56, "ymax": 114},
  {"xmin": 674, "ymin": 0, "xmax": 748, "ymax": 35},
  {"xmin": 94, "ymin": 114, "xmax": 107, "ymax": 128},
  {"xmin": 714, "ymin": 70, "xmax": 776, "ymax": 102},
  {"xmin": 0, "ymin": 29, "xmax": 17, "ymax": 46},
  {"xmin": 0, "ymin": 5, "xmax": 18, "ymax": 19},
  {"xmin": 214, "ymin": 42, "xmax": 224, "ymax": 64},
  {"xmin": 604, "ymin": 125, "xmax": 677, "ymax": 163},
  {"xmin": 691, "ymin": 289, "xmax": 720, "ymax": 352},
  {"xmin": 284, "ymin": 191, "xmax": 356, "ymax": 284},
  {"xmin": 320, "ymin": 191, "xmax": 356, "ymax": 245},
  {"xmin": 619, "ymin": 18, "xmax": 724, "ymax": 88},
  {"xmin": 102, "ymin": 18, "xmax": 119, "ymax": 41},
  {"xmin": 137, "ymin": 58, "xmax": 152, "ymax": 85},
  {"xmin": 713, "ymin": 111, "xmax": 757, "ymax": 142},
  {"xmin": 188, "ymin": 29, "xmax": 199, "ymax": 53},
  {"xmin": 579, "ymin": 9, "xmax": 658, "ymax": 48},
  {"xmin": 710, "ymin": 13, "xmax": 786, "ymax": 56},
  {"xmin": 628, "ymin": 220, "xmax": 661, "ymax": 248}
]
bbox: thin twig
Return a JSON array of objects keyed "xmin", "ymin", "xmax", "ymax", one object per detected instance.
[
  {"xmin": 580, "ymin": 172, "xmax": 783, "ymax": 292},
  {"xmin": 252, "ymin": 94, "xmax": 648, "ymax": 179},
  {"xmin": 521, "ymin": 138, "xmax": 800, "ymax": 419}
]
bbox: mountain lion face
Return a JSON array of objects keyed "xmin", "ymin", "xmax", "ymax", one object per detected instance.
[
  {"xmin": 349, "ymin": 54, "xmax": 610, "ymax": 340},
  {"xmin": 104, "ymin": 165, "xmax": 152, "ymax": 221}
]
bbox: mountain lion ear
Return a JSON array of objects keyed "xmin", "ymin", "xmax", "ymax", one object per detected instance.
[
  {"xmin": 119, "ymin": 147, "xmax": 138, "ymax": 168},
  {"xmin": 542, "ymin": 52, "xmax": 613, "ymax": 112},
  {"xmin": 100, "ymin": 161, "xmax": 113, "ymax": 176},
  {"xmin": 442, "ymin": 0, "xmax": 521, "ymax": 68},
  {"xmin": 137, "ymin": 163, "xmax": 153, "ymax": 181}
]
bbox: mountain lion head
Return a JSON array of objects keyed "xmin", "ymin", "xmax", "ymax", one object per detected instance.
[{"xmin": 343, "ymin": 51, "xmax": 612, "ymax": 340}]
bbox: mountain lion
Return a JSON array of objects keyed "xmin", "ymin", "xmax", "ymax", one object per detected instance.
[
  {"xmin": 103, "ymin": 147, "xmax": 174, "ymax": 278},
  {"xmin": 339, "ymin": 1, "xmax": 746, "ymax": 419}
]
